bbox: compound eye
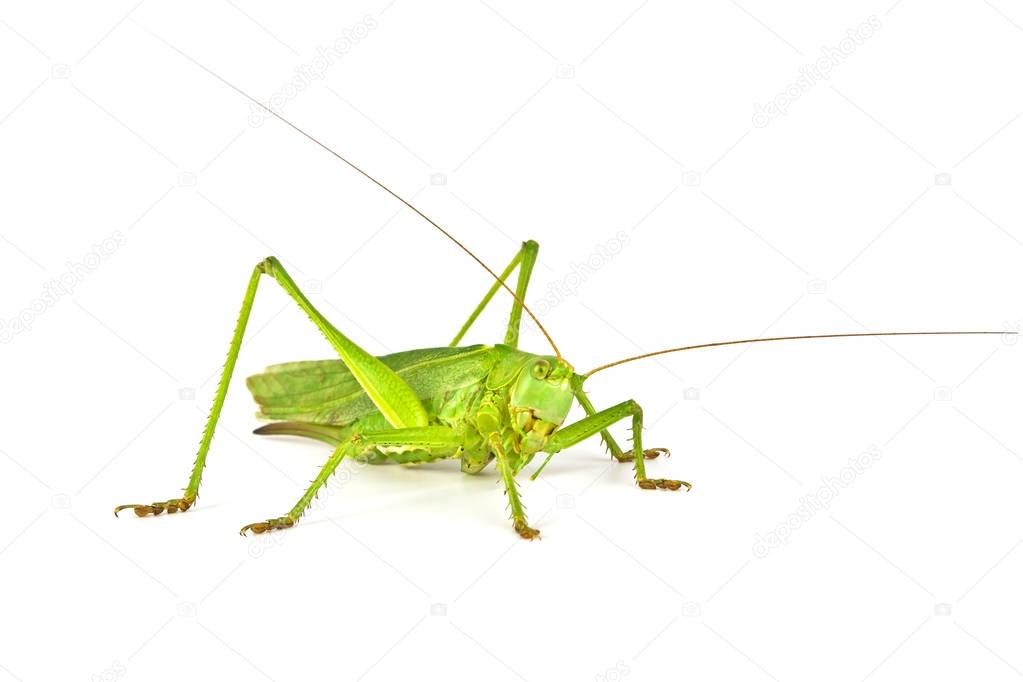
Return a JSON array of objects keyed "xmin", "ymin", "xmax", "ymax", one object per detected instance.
[{"xmin": 531, "ymin": 360, "xmax": 551, "ymax": 380}]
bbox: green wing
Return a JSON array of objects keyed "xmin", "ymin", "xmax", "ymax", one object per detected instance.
[{"xmin": 246, "ymin": 345, "xmax": 496, "ymax": 425}]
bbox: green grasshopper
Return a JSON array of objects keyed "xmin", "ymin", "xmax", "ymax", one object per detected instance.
[{"xmin": 114, "ymin": 72, "xmax": 1007, "ymax": 540}]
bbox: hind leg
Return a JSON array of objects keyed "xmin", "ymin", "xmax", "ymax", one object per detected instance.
[
  {"xmin": 240, "ymin": 440, "xmax": 351, "ymax": 535},
  {"xmin": 240, "ymin": 426, "xmax": 461, "ymax": 535},
  {"xmin": 115, "ymin": 256, "xmax": 428, "ymax": 520},
  {"xmin": 449, "ymin": 240, "xmax": 539, "ymax": 348}
]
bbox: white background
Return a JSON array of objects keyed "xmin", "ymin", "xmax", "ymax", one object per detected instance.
[{"xmin": 2, "ymin": 1, "xmax": 1022, "ymax": 680}]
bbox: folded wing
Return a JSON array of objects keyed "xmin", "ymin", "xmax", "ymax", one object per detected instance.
[{"xmin": 246, "ymin": 344, "xmax": 495, "ymax": 425}]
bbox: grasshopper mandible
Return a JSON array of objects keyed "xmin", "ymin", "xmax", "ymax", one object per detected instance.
[{"xmin": 114, "ymin": 70, "xmax": 1007, "ymax": 540}]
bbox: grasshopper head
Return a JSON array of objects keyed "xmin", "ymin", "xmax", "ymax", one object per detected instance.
[{"xmin": 509, "ymin": 355, "xmax": 575, "ymax": 454}]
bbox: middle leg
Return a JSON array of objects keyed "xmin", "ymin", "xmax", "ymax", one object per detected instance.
[{"xmin": 490, "ymin": 437, "xmax": 540, "ymax": 540}]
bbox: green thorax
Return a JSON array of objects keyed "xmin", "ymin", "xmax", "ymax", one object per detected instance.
[
  {"xmin": 484, "ymin": 346, "xmax": 576, "ymax": 461},
  {"xmin": 246, "ymin": 344, "xmax": 577, "ymax": 463}
]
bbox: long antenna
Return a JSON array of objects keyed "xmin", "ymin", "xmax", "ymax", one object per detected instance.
[
  {"xmin": 193, "ymin": 61, "xmax": 562, "ymax": 358},
  {"xmin": 584, "ymin": 331, "xmax": 1010, "ymax": 377}
]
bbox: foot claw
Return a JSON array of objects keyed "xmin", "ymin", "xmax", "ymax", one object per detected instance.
[
  {"xmin": 239, "ymin": 517, "xmax": 294, "ymax": 536},
  {"xmin": 638, "ymin": 478, "xmax": 691, "ymax": 491},
  {"xmin": 614, "ymin": 447, "xmax": 670, "ymax": 462},
  {"xmin": 114, "ymin": 496, "xmax": 193, "ymax": 518},
  {"xmin": 514, "ymin": 519, "xmax": 541, "ymax": 541}
]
